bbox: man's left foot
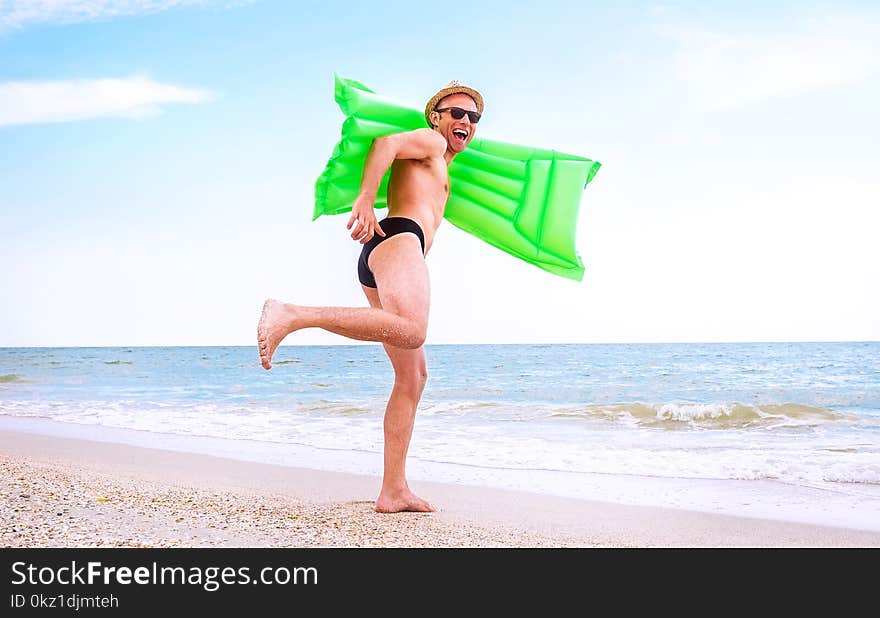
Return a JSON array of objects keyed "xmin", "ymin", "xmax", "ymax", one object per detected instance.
[{"xmin": 375, "ymin": 488, "xmax": 435, "ymax": 513}]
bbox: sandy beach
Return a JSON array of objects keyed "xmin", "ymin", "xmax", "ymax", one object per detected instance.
[{"xmin": 2, "ymin": 428, "xmax": 879, "ymax": 548}]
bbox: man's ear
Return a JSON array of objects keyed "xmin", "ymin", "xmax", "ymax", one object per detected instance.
[{"xmin": 429, "ymin": 110, "xmax": 440, "ymax": 128}]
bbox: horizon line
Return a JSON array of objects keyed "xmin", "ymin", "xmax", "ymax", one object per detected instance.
[{"xmin": 1, "ymin": 339, "xmax": 878, "ymax": 349}]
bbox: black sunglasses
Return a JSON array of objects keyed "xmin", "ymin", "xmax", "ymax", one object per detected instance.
[{"xmin": 434, "ymin": 106, "xmax": 482, "ymax": 124}]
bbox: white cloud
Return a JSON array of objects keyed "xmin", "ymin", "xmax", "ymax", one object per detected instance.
[
  {"xmin": 0, "ymin": 0, "xmax": 249, "ymax": 31},
  {"xmin": 658, "ymin": 14, "xmax": 880, "ymax": 111},
  {"xmin": 0, "ymin": 76, "xmax": 213, "ymax": 127}
]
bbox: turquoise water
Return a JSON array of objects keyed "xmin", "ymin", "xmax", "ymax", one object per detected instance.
[{"xmin": 2, "ymin": 342, "xmax": 879, "ymax": 528}]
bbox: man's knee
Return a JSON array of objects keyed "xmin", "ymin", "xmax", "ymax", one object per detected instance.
[
  {"xmin": 405, "ymin": 329, "xmax": 427, "ymax": 350},
  {"xmin": 395, "ymin": 366, "xmax": 428, "ymax": 395},
  {"xmin": 392, "ymin": 351, "xmax": 428, "ymax": 383},
  {"xmin": 394, "ymin": 320, "xmax": 426, "ymax": 349}
]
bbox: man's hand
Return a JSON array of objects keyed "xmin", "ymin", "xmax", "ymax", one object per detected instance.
[{"xmin": 346, "ymin": 193, "xmax": 386, "ymax": 244}]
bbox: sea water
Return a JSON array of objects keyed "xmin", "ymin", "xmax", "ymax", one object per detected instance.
[{"xmin": 2, "ymin": 342, "xmax": 878, "ymax": 530}]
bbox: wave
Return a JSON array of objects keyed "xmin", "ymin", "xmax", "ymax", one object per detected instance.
[
  {"xmin": 0, "ymin": 374, "xmax": 28, "ymax": 383},
  {"xmin": 307, "ymin": 400, "xmax": 379, "ymax": 416},
  {"xmin": 3, "ymin": 399, "xmax": 878, "ymax": 488},
  {"xmin": 550, "ymin": 402, "xmax": 854, "ymax": 429}
]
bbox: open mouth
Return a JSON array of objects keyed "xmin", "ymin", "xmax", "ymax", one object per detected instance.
[{"xmin": 452, "ymin": 129, "xmax": 469, "ymax": 144}]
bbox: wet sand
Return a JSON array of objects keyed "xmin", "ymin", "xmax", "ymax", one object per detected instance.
[{"xmin": 3, "ymin": 429, "xmax": 879, "ymax": 548}]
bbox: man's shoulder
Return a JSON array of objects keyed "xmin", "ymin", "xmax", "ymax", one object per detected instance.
[
  {"xmin": 385, "ymin": 128, "xmax": 447, "ymax": 161},
  {"xmin": 398, "ymin": 128, "xmax": 446, "ymax": 149}
]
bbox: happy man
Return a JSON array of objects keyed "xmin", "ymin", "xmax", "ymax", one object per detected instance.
[{"xmin": 257, "ymin": 80, "xmax": 483, "ymax": 513}]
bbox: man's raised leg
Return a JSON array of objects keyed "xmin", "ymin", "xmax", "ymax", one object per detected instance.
[{"xmin": 257, "ymin": 234, "xmax": 430, "ymax": 369}]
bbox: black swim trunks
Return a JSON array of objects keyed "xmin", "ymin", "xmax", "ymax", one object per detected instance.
[{"xmin": 357, "ymin": 217, "xmax": 426, "ymax": 288}]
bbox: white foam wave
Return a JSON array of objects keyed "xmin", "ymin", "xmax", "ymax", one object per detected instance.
[
  {"xmin": 2, "ymin": 397, "xmax": 878, "ymax": 489},
  {"xmin": 550, "ymin": 401, "xmax": 855, "ymax": 428}
]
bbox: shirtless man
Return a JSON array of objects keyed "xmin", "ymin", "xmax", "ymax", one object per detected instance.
[{"xmin": 257, "ymin": 81, "xmax": 483, "ymax": 513}]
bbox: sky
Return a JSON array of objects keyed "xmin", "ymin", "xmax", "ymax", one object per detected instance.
[{"xmin": 1, "ymin": 0, "xmax": 878, "ymax": 346}]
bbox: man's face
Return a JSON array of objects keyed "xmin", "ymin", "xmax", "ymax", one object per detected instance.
[{"xmin": 431, "ymin": 93, "xmax": 479, "ymax": 153}]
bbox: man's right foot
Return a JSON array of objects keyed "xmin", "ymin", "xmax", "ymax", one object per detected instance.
[
  {"xmin": 257, "ymin": 299, "xmax": 294, "ymax": 370},
  {"xmin": 375, "ymin": 488, "xmax": 436, "ymax": 513}
]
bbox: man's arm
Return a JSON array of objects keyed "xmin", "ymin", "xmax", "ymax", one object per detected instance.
[
  {"xmin": 357, "ymin": 129, "xmax": 447, "ymax": 196},
  {"xmin": 347, "ymin": 129, "xmax": 447, "ymax": 243}
]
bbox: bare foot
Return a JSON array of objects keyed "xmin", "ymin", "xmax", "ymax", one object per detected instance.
[
  {"xmin": 257, "ymin": 299, "xmax": 296, "ymax": 370},
  {"xmin": 375, "ymin": 488, "xmax": 436, "ymax": 513}
]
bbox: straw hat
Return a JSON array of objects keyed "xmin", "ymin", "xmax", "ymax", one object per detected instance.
[{"xmin": 424, "ymin": 80, "xmax": 484, "ymax": 127}]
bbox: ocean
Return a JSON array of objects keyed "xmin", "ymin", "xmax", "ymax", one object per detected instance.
[{"xmin": 2, "ymin": 342, "xmax": 879, "ymax": 530}]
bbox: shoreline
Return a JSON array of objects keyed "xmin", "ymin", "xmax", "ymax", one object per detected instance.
[
  {"xmin": 3, "ymin": 428, "xmax": 880, "ymax": 547},
  {"xmin": 4, "ymin": 415, "xmax": 878, "ymax": 532}
]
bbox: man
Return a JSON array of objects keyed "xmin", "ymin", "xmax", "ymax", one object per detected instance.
[{"xmin": 257, "ymin": 80, "xmax": 483, "ymax": 513}]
